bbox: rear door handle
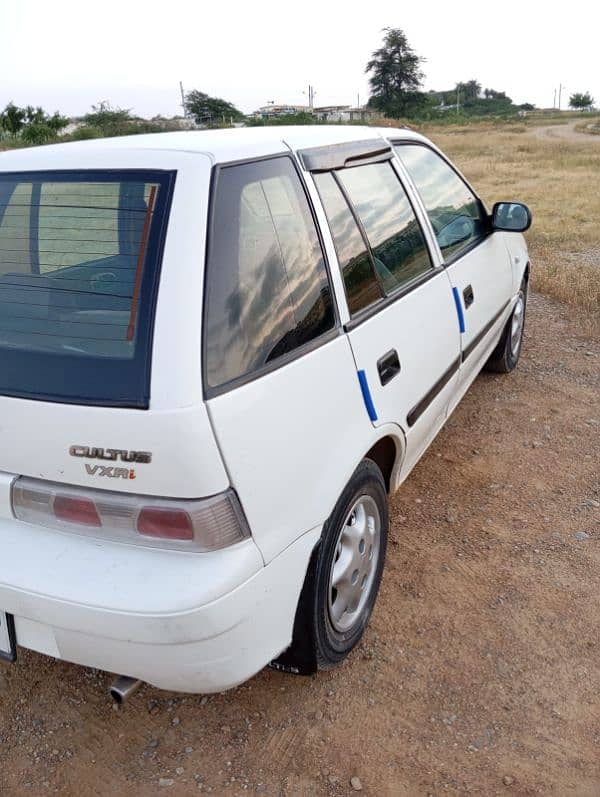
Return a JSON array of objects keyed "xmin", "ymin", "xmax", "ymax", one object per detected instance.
[
  {"xmin": 463, "ymin": 284, "xmax": 474, "ymax": 308},
  {"xmin": 377, "ymin": 349, "xmax": 401, "ymax": 386}
]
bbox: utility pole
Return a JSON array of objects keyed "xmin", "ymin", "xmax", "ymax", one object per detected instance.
[
  {"xmin": 179, "ymin": 81, "xmax": 186, "ymax": 116},
  {"xmin": 558, "ymin": 83, "xmax": 563, "ymax": 111},
  {"xmin": 303, "ymin": 85, "xmax": 317, "ymax": 111},
  {"xmin": 457, "ymin": 85, "xmax": 461, "ymax": 115},
  {"xmin": 357, "ymin": 93, "xmax": 360, "ymax": 109}
]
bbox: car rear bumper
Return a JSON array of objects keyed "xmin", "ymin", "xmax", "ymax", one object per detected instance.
[{"xmin": 0, "ymin": 513, "xmax": 320, "ymax": 692}]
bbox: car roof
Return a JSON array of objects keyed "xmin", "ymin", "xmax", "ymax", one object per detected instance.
[{"xmin": 0, "ymin": 125, "xmax": 429, "ymax": 168}]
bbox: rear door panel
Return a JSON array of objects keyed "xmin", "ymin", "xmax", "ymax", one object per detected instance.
[{"xmin": 347, "ymin": 270, "xmax": 460, "ymax": 472}]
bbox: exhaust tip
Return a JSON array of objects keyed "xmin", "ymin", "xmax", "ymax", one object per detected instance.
[{"xmin": 110, "ymin": 675, "xmax": 142, "ymax": 704}]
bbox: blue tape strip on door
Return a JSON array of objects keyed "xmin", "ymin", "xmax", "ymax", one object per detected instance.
[{"xmin": 357, "ymin": 370, "xmax": 378, "ymax": 421}]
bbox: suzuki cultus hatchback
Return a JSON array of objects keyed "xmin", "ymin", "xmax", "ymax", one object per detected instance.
[{"xmin": 0, "ymin": 127, "xmax": 531, "ymax": 696}]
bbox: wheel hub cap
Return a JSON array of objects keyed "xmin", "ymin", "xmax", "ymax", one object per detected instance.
[
  {"xmin": 510, "ymin": 294, "xmax": 525, "ymax": 356},
  {"xmin": 327, "ymin": 495, "xmax": 381, "ymax": 633}
]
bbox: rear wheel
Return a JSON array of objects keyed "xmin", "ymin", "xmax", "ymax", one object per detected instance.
[
  {"xmin": 271, "ymin": 460, "xmax": 388, "ymax": 674},
  {"xmin": 485, "ymin": 279, "xmax": 528, "ymax": 373}
]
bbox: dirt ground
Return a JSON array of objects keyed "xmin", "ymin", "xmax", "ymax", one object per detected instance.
[{"xmin": 0, "ymin": 290, "xmax": 599, "ymax": 797}]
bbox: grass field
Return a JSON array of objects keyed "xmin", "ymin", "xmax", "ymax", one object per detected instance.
[{"xmin": 422, "ymin": 122, "xmax": 600, "ymax": 332}]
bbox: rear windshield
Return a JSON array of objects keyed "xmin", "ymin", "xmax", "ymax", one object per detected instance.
[{"xmin": 0, "ymin": 170, "xmax": 174, "ymax": 407}]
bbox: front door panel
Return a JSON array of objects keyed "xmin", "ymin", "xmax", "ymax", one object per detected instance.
[{"xmin": 445, "ymin": 233, "xmax": 513, "ymax": 387}]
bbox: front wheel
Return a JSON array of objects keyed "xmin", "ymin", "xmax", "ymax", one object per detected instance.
[{"xmin": 485, "ymin": 279, "xmax": 528, "ymax": 374}]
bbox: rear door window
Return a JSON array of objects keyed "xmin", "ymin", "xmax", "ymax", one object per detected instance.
[
  {"xmin": 0, "ymin": 170, "xmax": 174, "ymax": 406},
  {"xmin": 204, "ymin": 156, "xmax": 335, "ymax": 393},
  {"xmin": 337, "ymin": 162, "xmax": 433, "ymax": 295}
]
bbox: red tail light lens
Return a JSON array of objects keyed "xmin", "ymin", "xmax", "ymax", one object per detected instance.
[
  {"xmin": 137, "ymin": 508, "xmax": 194, "ymax": 540},
  {"xmin": 53, "ymin": 495, "xmax": 101, "ymax": 527},
  {"xmin": 12, "ymin": 478, "xmax": 251, "ymax": 552}
]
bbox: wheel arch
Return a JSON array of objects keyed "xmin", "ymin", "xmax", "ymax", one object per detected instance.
[{"xmin": 364, "ymin": 430, "xmax": 406, "ymax": 495}]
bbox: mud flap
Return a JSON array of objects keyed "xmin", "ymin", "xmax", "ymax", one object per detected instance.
[{"xmin": 268, "ymin": 542, "xmax": 320, "ymax": 676}]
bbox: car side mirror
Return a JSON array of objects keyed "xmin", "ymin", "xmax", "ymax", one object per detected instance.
[{"xmin": 491, "ymin": 201, "xmax": 532, "ymax": 232}]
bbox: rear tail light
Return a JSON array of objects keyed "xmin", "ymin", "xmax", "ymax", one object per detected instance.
[
  {"xmin": 53, "ymin": 495, "xmax": 102, "ymax": 527},
  {"xmin": 11, "ymin": 477, "xmax": 251, "ymax": 552},
  {"xmin": 137, "ymin": 508, "xmax": 194, "ymax": 540}
]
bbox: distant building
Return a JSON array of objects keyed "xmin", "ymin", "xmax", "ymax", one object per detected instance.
[
  {"xmin": 314, "ymin": 106, "xmax": 377, "ymax": 123},
  {"xmin": 247, "ymin": 103, "xmax": 378, "ymax": 123},
  {"xmin": 249, "ymin": 104, "xmax": 312, "ymax": 119},
  {"xmin": 150, "ymin": 115, "xmax": 198, "ymax": 130}
]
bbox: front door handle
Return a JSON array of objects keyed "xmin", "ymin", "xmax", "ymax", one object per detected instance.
[
  {"xmin": 463, "ymin": 284, "xmax": 474, "ymax": 308},
  {"xmin": 377, "ymin": 349, "xmax": 401, "ymax": 386}
]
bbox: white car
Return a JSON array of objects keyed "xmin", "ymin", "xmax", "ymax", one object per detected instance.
[{"xmin": 0, "ymin": 126, "xmax": 531, "ymax": 697}]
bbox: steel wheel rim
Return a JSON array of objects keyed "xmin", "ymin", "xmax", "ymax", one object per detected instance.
[
  {"xmin": 510, "ymin": 294, "xmax": 525, "ymax": 356},
  {"xmin": 327, "ymin": 495, "xmax": 381, "ymax": 633}
]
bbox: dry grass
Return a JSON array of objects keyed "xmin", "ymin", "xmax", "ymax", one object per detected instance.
[
  {"xmin": 575, "ymin": 119, "xmax": 600, "ymax": 135},
  {"xmin": 421, "ymin": 123, "xmax": 600, "ymax": 332}
]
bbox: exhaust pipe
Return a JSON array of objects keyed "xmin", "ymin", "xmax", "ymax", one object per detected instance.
[{"xmin": 110, "ymin": 675, "xmax": 142, "ymax": 704}]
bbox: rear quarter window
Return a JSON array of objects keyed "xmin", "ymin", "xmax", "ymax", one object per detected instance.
[
  {"xmin": 204, "ymin": 156, "xmax": 335, "ymax": 394},
  {"xmin": 0, "ymin": 170, "xmax": 174, "ymax": 406}
]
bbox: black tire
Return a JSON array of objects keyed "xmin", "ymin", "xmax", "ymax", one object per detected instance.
[
  {"xmin": 484, "ymin": 279, "xmax": 528, "ymax": 374},
  {"xmin": 271, "ymin": 459, "xmax": 388, "ymax": 675}
]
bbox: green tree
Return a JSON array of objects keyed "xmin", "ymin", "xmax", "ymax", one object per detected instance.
[
  {"xmin": 24, "ymin": 105, "xmax": 47, "ymax": 125},
  {"xmin": 184, "ymin": 90, "xmax": 244, "ymax": 125},
  {"xmin": 365, "ymin": 27, "xmax": 425, "ymax": 118},
  {"xmin": 456, "ymin": 80, "xmax": 481, "ymax": 103},
  {"xmin": 569, "ymin": 91, "xmax": 594, "ymax": 110},
  {"xmin": 0, "ymin": 102, "xmax": 26, "ymax": 136},
  {"xmin": 46, "ymin": 111, "xmax": 69, "ymax": 133}
]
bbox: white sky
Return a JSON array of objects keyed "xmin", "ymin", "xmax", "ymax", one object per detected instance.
[{"xmin": 1, "ymin": 1, "xmax": 597, "ymax": 117}]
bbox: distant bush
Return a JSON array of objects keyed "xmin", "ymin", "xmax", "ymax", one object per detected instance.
[
  {"xmin": 70, "ymin": 119, "xmax": 165, "ymax": 141},
  {"xmin": 21, "ymin": 123, "xmax": 58, "ymax": 146},
  {"xmin": 69, "ymin": 125, "xmax": 103, "ymax": 141},
  {"xmin": 246, "ymin": 112, "xmax": 325, "ymax": 127},
  {"xmin": 79, "ymin": 102, "xmax": 165, "ymax": 138}
]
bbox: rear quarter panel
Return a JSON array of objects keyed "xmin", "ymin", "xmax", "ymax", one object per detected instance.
[{"xmin": 207, "ymin": 335, "xmax": 404, "ymax": 563}]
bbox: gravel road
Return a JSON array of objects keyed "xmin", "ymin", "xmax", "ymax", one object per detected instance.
[
  {"xmin": 528, "ymin": 121, "xmax": 597, "ymax": 143},
  {"xmin": 0, "ymin": 291, "xmax": 599, "ymax": 796}
]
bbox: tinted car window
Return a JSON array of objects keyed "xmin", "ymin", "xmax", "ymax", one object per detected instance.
[
  {"xmin": 337, "ymin": 162, "xmax": 432, "ymax": 295},
  {"xmin": 0, "ymin": 170, "xmax": 173, "ymax": 406},
  {"xmin": 205, "ymin": 157, "xmax": 334, "ymax": 391},
  {"xmin": 313, "ymin": 172, "xmax": 383, "ymax": 315},
  {"xmin": 395, "ymin": 144, "xmax": 488, "ymax": 260}
]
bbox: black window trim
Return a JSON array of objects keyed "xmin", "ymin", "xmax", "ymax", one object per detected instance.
[
  {"xmin": 202, "ymin": 152, "xmax": 341, "ymax": 400},
  {"xmin": 313, "ymin": 158, "xmax": 440, "ymax": 331},
  {"xmin": 389, "ymin": 139, "xmax": 493, "ymax": 267},
  {"xmin": 0, "ymin": 167, "xmax": 176, "ymax": 409}
]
